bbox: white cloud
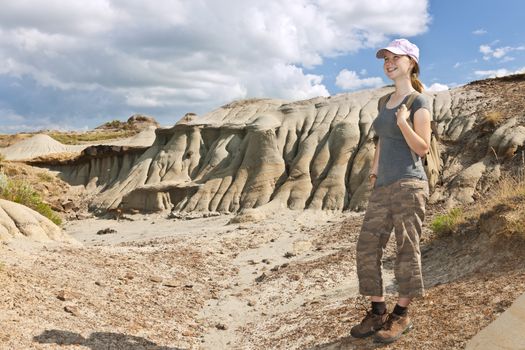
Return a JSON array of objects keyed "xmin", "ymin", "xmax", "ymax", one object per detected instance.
[
  {"xmin": 335, "ymin": 69, "xmax": 384, "ymax": 91},
  {"xmin": 474, "ymin": 67, "xmax": 525, "ymax": 78},
  {"xmin": 454, "ymin": 62, "xmax": 460, "ymax": 68},
  {"xmin": 480, "ymin": 45, "xmax": 492, "ymax": 55},
  {"xmin": 426, "ymin": 83, "xmax": 449, "ymax": 92},
  {"xmin": 0, "ymin": 0, "xmax": 431, "ymax": 128},
  {"xmin": 480, "ymin": 44, "xmax": 525, "ymax": 61},
  {"xmin": 472, "ymin": 29, "xmax": 487, "ymax": 35}
]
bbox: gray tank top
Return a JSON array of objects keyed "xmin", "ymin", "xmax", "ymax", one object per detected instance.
[{"xmin": 372, "ymin": 94, "xmax": 431, "ymax": 187}]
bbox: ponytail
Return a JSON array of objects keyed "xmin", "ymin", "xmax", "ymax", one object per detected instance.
[{"xmin": 410, "ymin": 61, "xmax": 424, "ymax": 92}]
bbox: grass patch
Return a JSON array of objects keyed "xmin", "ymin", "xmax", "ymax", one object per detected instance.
[
  {"xmin": 0, "ymin": 172, "xmax": 62, "ymax": 225},
  {"xmin": 431, "ymin": 208, "xmax": 465, "ymax": 236}
]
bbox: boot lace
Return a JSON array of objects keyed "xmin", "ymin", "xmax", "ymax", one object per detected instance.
[{"xmin": 382, "ymin": 313, "xmax": 398, "ymax": 331}]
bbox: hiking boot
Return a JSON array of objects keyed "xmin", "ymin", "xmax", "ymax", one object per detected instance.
[
  {"xmin": 374, "ymin": 312, "xmax": 413, "ymax": 343},
  {"xmin": 350, "ymin": 310, "xmax": 388, "ymax": 338}
]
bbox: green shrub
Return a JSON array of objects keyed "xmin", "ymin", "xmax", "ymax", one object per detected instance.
[
  {"xmin": 431, "ymin": 208, "xmax": 464, "ymax": 236},
  {"xmin": 0, "ymin": 172, "xmax": 62, "ymax": 225}
]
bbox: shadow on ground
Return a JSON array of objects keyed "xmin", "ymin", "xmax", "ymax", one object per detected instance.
[
  {"xmin": 308, "ymin": 335, "xmax": 387, "ymax": 350},
  {"xmin": 33, "ymin": 329, "xmax": 184, "ymax": 350}
]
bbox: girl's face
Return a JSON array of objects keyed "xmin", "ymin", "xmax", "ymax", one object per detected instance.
[{"xmin": 383, "ymin": 51, "xmax": 413, "ymax": 80}]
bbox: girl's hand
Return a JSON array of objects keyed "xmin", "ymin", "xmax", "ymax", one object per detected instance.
[
  {"xmin": 368, "ymin": 173, "xmax": 377, "ymax": 189},
  {"xmin": 396, "ymin": 104, "xmax": 410, "ymax": 125}
]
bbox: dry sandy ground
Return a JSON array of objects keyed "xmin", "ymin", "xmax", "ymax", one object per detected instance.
[{"xmin": 0, "ymin": 209, "xmax": 524, "ymax": 350}]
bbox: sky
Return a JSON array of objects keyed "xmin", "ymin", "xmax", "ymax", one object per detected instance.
[{"xmin": 1, "ymin": 0, "xmax": 524, "ymax": 133}]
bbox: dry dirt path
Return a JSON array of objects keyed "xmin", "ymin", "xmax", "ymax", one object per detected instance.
[{"xmin": 0, "ymin": 210, "xmax": 524, "ymax": 349}]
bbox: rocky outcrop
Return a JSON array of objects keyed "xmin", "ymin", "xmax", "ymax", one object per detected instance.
[
  {"xmin": 0, "ymin": 134, "xmax": 85, "ymax": 161},
  {"xmin": 95, "ymin": 114, "xmax": 160, "ymax": 130},
  {"xmin": 88, "ymin": 88, "xmax": 460, "ymax": 213},
  {"xmin": 0, "ymin": 199, "xmax": 72, "ymax": 242},
  {"xmin": 32, "ymin": 145, "xmax": 148, "ymax": 189}
]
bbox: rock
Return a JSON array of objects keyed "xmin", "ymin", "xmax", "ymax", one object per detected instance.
[
  {"xmin": 162, "ymin": 280, "xmax": 178, "ymax": 288},
  {"xmin": 283, "ymin": 252, "xmax": 295, "ymax": 259},
  {"xmin": 61, "ymin": 200, "xmax": 76, "ymax": 212},
  {"xmin": 64, "ymin": 305, "xmax": 80, "ymax": 316},
  {"xmin": 215, "ymin": 323, "xmax": 228, "ymax": 330},
  {"xmin": 149, "ymin": 276, "xmax": 163, "ymax": 283},
  {"xmin": 127, "ymin": 114, "xmax": 159, "ymax": 128},
  {"xmin": 255, "ymin": 273, "xmax": 267, "ymax": 283},
  {"xmin": 76, "ymin": 212, "xmax": 93, "ymax": 220},
  {"xmin": 57, "ymin": 290, "xmax": 80, "ymax": 301},
  {"xmin": 96, "ymin": 228, "xmax": 117, "ymax": 235}
]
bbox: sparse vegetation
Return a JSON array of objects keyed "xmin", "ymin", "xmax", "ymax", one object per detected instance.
[
  {"xmin": 431, "ymin": 208, "xmax": 465, "ymax": 236},
  {"xmin": 0, "ymin": 172, "xmax": 62, "ymax": 225},
  {"xmin": 432, "ymin": 175, "xmax": 525, "ymax": 240},
  {"xmin": 48, "ymin": 129, "xmax": 138, "ymax": 145},
  {"xmin": 483, "ymin": 111, "xmax": 503, "ymax": 127},
  {"xmin": 36, "ymin": 172, "xmax": 55, "ymax": 182}
]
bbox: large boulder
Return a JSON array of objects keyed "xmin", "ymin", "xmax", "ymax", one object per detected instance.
[{"xmin": 0, "ymin": 199, "xmax": 71, "ymax": 242}]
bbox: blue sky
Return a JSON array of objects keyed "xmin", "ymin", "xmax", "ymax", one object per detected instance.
[
  {"xmin": 318, "ymin": 0, "xmax": 525, "ymax": 94},
  {"xmin": 0, "ymin": 0, "xmax": 524, "ymax": 133}
]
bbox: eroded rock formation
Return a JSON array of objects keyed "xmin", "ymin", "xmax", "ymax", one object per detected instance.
[{"xmin": 0, "ymin": 199, "xmax": 72, "ymax": 242}]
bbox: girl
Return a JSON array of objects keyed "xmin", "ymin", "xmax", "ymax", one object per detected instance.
[{"xmin": 350, "ymin": 38, "xmax": 431, "ymax": 344}]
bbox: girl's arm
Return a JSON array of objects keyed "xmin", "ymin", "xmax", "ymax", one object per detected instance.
[{"xmin": 369, "ymin": 139, "xmax": 380, "ymax": 187}]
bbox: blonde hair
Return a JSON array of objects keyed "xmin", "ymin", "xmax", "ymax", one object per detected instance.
[{"xmin": 410, "ymin": 60, "xmax": 424, "ymax": 92}]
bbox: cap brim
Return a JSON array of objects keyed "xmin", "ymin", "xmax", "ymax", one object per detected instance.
[{"xmin": 376, "ymin": 47, "xmax": 407, "ymax": 59}]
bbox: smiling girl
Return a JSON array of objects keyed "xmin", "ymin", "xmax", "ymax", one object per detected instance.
[{"xmin": 350, "ymin": 38, "xmax": 432, "ymax": 344}]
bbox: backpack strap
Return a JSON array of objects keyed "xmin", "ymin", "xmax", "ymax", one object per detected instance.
[
  {"xmin": 378, "ymin": 92, "xmax": 394, "ymax": 112},
  {"xmin": 404, "ymin": 92, "xmax": 422, "ymax": 166},
  {"xmin": 405, "ymin": 92, "xmax": 420, "ymax": 113}
]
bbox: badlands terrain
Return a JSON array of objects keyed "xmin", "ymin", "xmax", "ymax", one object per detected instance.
[{"xmin": 0, "ymin": 75, "xmax": 525, "ymax": 349}]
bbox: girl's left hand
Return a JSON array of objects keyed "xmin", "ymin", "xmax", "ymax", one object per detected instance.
[{"xmin": 395, "ymin": 104, "xmax": 410, "ymax": 125}]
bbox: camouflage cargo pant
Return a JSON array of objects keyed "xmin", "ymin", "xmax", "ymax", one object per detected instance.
[{"xmin": 356, "ymin": 178, "xmax": 429, "ymax": 298}]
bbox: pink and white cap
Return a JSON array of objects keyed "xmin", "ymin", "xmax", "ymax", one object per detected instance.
[{"xmin": 376, "ymin": 38, "xmax": 420, "ymax": 63}]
